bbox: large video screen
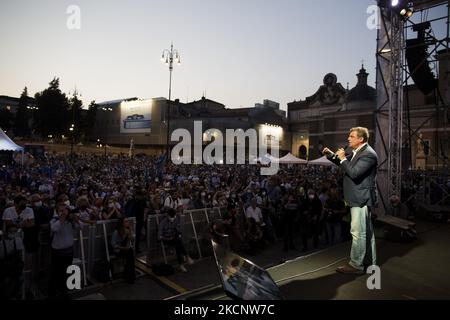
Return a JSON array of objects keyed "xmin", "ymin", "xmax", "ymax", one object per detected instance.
[
  {"xmin": 120, "ymin": 99, "xmax": 152, "ymax": 133},
  {"xmin": 211, "ymin": 239, "xmax": 283, "ymax": 300}
]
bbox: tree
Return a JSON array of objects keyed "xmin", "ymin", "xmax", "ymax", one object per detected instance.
[
  {"xmin": 0, "ymin": 107, "xmax": 14, "ymax": 132},
  {"xmin": 68, "ymin": 91, "xmax": 83, "ymax": 141},
  {"xmin": 82, "ymin": 100, "xmax": 97, "ymax": 141},
  {"xmin": 34, "ymin": 78, "xmax": 70, "ymax": 138},
  {"xmin": 14, "ymin": 87, "xmax": 31, "ymax": 137}
]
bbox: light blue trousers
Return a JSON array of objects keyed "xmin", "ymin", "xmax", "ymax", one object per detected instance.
[{"xmin": 349, "ymin": 206, "xmax": 377, "ymax": 270}]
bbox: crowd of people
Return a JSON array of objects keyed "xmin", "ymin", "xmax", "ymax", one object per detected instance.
[{"xmin": 2, "ymin": 151, "xmax": 443, "ymax": 299}]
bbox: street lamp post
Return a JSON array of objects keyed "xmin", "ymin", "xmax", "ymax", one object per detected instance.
[
  {"xmin": 69, "ymin": 124, "xmax": 75, "ymax": 157},
  {"xmin": 100, "ymin": 106, "xmax": 113, "ymax": 158},
  {"xmin": 161, "ymin": 43, "xmax": 181, "ymax": 156}
]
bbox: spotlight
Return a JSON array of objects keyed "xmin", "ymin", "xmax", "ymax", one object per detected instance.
[
  {"xmin": 391, "ymin": 0, "xmax": 413, "ymax": 19},
  {"xmin": 400, "ymin": 8, "xmax": 413, "ymax": 17},
  {"xmin": 379, "ymin": 0, "xmax": 413, "ymax": 18}
]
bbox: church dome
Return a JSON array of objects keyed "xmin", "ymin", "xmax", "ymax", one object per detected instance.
[{"xmin": 347, "ymin": 65, "xmax": 376, "ymax": 102}]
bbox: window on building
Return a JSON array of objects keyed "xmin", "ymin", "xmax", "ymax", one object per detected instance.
[
  {"xmin": 265, "ymin": 135, "xmax": 275, "ymax": 147},
  {"xmin": 338, "ymin": 119, "xmax": 357, "ymax": 130}
]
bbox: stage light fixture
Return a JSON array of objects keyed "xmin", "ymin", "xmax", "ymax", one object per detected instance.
[
  {"xmin": 378, "ymin": 0, "xmax": 413, "ymax": 18},
  {"xmin": 400, "ymin": 8, "xmax": 413, "ymax": 17}
]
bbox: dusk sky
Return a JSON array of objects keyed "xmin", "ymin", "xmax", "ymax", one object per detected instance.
[{"xmin": 0, "ymin": 1, "xmax": 446, "ymax": 110}]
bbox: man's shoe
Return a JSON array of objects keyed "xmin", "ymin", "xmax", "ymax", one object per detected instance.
[
  {"xmin": 179, "ymin": 264, "xmax": 188, "ymax": 273},
  {"xmin": 336, "ymin": 264, "xmax": 364, "ymax": 275},
  {"xmin": 186, "ymin": 256, "xmax": 194, "ymax": 265}
]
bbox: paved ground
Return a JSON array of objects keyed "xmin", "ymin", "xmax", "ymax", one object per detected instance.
[{"xmin": 275, "ymin": 221, "xmax": 450, "ymax": 299}]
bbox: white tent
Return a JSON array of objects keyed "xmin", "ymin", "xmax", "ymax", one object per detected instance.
[
  {"xmin": 278, "ymin": 153, "xmax": 308, "ymax": 164},
  {"xmin": 308, "ymin": 155, "xmax": 335, "ymax": 166},
  {"xmin": 0, "ymin": 128, "xmax": 23, "ymax": 152},
  {"xmin": 0, "ymin": 128, "xmax": 24, "ymax": 164}
]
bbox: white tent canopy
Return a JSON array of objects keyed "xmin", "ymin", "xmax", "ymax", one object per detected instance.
[
  {"xmin": 0, "ymin": 128, "xmax": 23, "ymax": 151},
  {"xmin": 308, "ymin": 155, "xmax": 335, "ymax": 166},
  {"xmin": 277, "ymin": 153, "xmax": 308, "ymax": 164},
  {"xmin": 0, "ymin": 128, "xmax": 24, "ymax": 165}
]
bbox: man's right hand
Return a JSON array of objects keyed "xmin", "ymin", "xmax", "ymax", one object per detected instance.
[{"xmin": 322, "ymin": 147, "xmax": 333, "ymax": 155}]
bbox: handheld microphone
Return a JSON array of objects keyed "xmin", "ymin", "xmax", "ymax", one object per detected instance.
[{"xmin": 323, "ymin": 144, "xmax": 349, "ymax": 160}]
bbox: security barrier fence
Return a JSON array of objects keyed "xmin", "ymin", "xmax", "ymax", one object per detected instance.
[
  {"xmin": 146, "ymin": 207, "xmax": 224, "ymax": 264},
  {"xmin": 10, "ymin": 207, "xmax": 227, "ymax": 298}
]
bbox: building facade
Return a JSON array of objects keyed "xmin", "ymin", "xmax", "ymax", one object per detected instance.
[
  {"xmin": 402, "ymin": 49, "xmax": 450, "ymax": 169},
  {"xmin": 287, "ymin": 53, "xmax": 449, "ymax": 169},
  {"xmin": 93, "ymin": 96, "xmax": 290, "ymax": 157},
  {"xmin": 288, "ymin": 67, "xmax": 376, "ymax": 160}
]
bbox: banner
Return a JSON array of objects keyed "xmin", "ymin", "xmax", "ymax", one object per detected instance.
[{"xmin": 120, "ymin": 99, "xmax": 152, "ymax": 133}]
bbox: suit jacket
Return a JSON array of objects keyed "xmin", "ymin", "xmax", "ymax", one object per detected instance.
[{"xmin": 328, "ymin": 144, "xmax": 378, "ymax": 208}]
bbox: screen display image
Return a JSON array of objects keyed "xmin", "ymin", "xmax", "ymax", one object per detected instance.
[
  {"xmin": 211, "ymin": 239, "xmax": 283, "ymax": 300},
  {"xmin": 120, "ymin": 99, "xmax": 152, "ymax": 133}
]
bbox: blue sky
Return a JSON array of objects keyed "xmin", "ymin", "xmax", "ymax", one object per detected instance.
[{"xmin": 0, "ymin": 0, "xmax": 446, "ymax": 110}]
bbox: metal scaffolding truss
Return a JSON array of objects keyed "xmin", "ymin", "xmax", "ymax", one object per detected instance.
[
  {"xmin": 375, "ymin": 5, "xmax": 405, "ymax": 214},
  {"xmin": 375, "ymin": 0, "xmax": 450, "ymax": 213},
  {"xmin": 403, "ymin": 1, "xmax": 450, "ymax": 169}
]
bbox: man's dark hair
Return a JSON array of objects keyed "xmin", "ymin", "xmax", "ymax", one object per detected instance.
[{"xmin": 350, "ymin": 127, "xmax": 369, "ymax": 143}]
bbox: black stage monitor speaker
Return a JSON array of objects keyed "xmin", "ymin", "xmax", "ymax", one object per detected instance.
[
  {"xmin": 406, "ymin": 38, "xmax": 438, "ymax": 96},
  {"xmin": 211, "ymin": 239, "xmax": 283, "ymax": 300}
]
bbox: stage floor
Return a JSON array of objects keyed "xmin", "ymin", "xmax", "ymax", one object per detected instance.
[
  {"xmin": 274, "ymin": 220, "xmax": 450, "ymax": 300},
  {"xmin": 195, "ymin": 220, "xmax": 450, "ymax": 300}
]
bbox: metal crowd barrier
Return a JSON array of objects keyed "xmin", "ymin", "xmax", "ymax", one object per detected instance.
[
  {"xmin": 27, "ymin": 217, "xmax": 136, "ymax": 292},
  {"xmin": 17, "ymin": 205, "xmax": 224, "ymax": 296},
  {"xmin": 146, "ymin": 207, "xmax": 225, "ymax": 264}
]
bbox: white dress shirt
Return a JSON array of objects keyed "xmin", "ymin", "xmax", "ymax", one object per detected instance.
[{"xmin": 340, "ymin": 143, "xmax": 367, "ymax": 164}]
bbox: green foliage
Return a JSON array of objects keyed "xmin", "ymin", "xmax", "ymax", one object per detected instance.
[
  {"xmin": 0, "ymin": 108, "xmax": 14, "ymax": 132},
  {"xmin": 16, "ymin": 78, "xmax": 96, "ymax": 142},
  {"xmin": 34, "ymin": 77, "xmax": 70, "ymax": 137},
  {"xmin": 82, "ymin": 100, "xmax": 97, "ymax": 140},
  {"xmin": 14, "ymin": 87, "xmax": 31, "ymax": 137}
]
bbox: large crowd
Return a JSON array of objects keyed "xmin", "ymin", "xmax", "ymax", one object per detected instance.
[{"xmin": 1, "ymin": 151, "xmax": 446, "ymax": 299}]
